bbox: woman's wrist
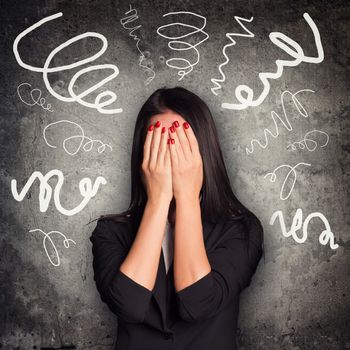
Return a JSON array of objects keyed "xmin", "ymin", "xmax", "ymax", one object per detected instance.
[
  {"xmin": 174, "ymin": 193, "xmax": 200, "ymax": 203},
  {"xmin": 146, "ymin": 195, "xmax": 172, "ymax": 210}
]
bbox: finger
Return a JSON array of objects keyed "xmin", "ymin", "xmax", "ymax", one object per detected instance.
[
  {"xmin": 157, "ymin": 125, "xmax": 168, "ymax": 165},
  {"xmin": 143, "ymin": 122, "xmax": 155, "ymax": 167},
  {"xmin": 164, "ymin": 143, "xmax": 171, "ymax": 168},
  {"xmin": 172, "ymin": 120, "xmax": 192, "ymax": 161},
  {"xmin": 149, "ymin": 120, "xmax": 163, "ymax": 168},
  {"xmin": 169, "ymin": 124, "xmax": 184, "ymax": 162},
  {"xmin": 168, "ymin": 128, "xmax": 178, "ymax": 167},
  {"xmin": 181, "ymin": 121, "xmax": 201, "ymax": 157}
]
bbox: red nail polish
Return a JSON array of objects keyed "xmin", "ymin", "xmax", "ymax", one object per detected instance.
[
  {"xmin": 183, "ymin": 122, "xmax": 189, "ymax": 129},
  {"xmin": 162, "ymin": 126, "xmax": 166, "ymax": 133},
  {"xmin": 155, "ymin": 120, "xmax": 161, "ymax": 128},
  {"xmin": 174, "ymin": 120, "xmax": 179, "ymax": 127},
  {"xmin": 167, "ymin": 138, "xmax": 170, "ymax": 144},
  {"xmin": 171, "ymin": 138, "xmax": 175, "ymax": 144},
  {"xmin": 148, "ymin": 124, "xmax": 154, "ymax": 131},
  {"xmin": 170, "ymin": 126, "xmax": 175, "ymax": 133}
]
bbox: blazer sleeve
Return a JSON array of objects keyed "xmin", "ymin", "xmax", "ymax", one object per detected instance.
[
  {"xmin": 90, "ymin": 218, "xmax": 153, "ymax": 323},
  {"xmin": 175, "ymin": 213, "xmax": 264, "ymax": 322}
]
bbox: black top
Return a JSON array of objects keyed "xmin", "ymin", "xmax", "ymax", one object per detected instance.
[{"xmin": 89, "ymin": 212, "xmax": 264, "ymax": 350}]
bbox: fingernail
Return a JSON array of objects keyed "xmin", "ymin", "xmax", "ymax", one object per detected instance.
[
  {"xmin": 183, "ymin": 122, "xmax": 189, "ymax": 129},
  {"xmin": 167, "ymin": 138, "xmax": 170, "ymax": 144},
  {"xmin": 162, "ymin": 126, "xmax": 166, "ymax": 133},
  {"xmin": 170, "ymin": 126, "xmax": 175, "ymax": 133},
  {"xmin": 173, "ymin": 120, "xmax": 179, "ymax": 127},
  {"xmin": 155, "ymin": 120, "xmax": 161, "ymax": 128},
  {"xmin": 171, "ymin": 139, "xmax": 175, "ymax": 144},
  {"xmin": 148, "ymin": 124, "xmax": 154, "ymax": 131}
]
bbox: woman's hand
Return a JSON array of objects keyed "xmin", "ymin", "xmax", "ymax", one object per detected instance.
[
  {"xmin": 141, "ymin": 120, "xmax": 173, "ymax": 203},
  {"xmin": 168, "ymin": 121, "xmax": 203, "ymax": 201}
]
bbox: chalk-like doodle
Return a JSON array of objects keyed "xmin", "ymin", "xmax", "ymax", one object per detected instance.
[
  {"xmin": 270, "ymin": 208, "xmax": 339, "ymax": 250},
  {"xmin": 29, "ymin": 228, "xmax": 76, "ymax": 267},
  {"xmin": 222, "ymin": 13, "xmax": 324, "ymax": 110},
  {"xmin": 11, "ymin": 169, "xmax": 107, "ymax": 216},
  {"xmin": 43, "ymin": 120, "xmax": 112, "ymax": 155},
  {"xmin": 156, "ymin": 11, "xmax": 209, "ymax": 80},
  {"xmin": 211, "ymin": 16, "xmax": 255, "ymax": 96},
  {"xmin": 120, "ymin": 4, "xmax": 156, "ymax": 85},
  {"xmin": 17, "ymin": 82, "xmax": 54, "ymax": 112},
  {"xmin": 246, "ymin": 89, "xmax": 314, "ymax": 155},
  {"xmin": 286, "ymin": 130, "xmax": 329, "ymax": 152},
  {"xmin": 264, "ymin": 162, "xmax": 312, "ymax": 201},
  {"xmin": 13, "ymin": 12, "xmax": 122, "ymax": 114}
]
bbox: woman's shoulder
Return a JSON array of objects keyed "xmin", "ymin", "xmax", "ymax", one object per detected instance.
[
  {"xmin": 95, "ymin": 215, "xmax": 130, "ymax": 228},
  {"xmin": 89, "ymin": 215, "xmax": 133, "ymax": 243},
  {"xmin": 219, "ymin": 211, "xmax": 264, "ymax": 249}
]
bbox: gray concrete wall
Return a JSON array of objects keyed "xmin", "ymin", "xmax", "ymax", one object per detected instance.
[{"xmin": 0, "ymin": 0, "xmax": 349, "ymax": 349}]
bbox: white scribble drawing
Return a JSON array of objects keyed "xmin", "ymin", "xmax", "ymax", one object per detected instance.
[
  {"xmin": 156, "ymin": 11, "xmax": 209, "ymax": 80},
  {"xmin": 17, "ymin": 82, "xmax": 54, "ymax": 112},
  {"xmin": 43, "ymin": 120, "xmax": 112, "ymax": 155},
  {"xmin": 286, "ymin": 129, "xmax": 329, "ymax": 152},
  {"xmin": 270, "ymin": 208, "xmax": 339, "ymax": 250},
  {"xmin": 13, "ymin": 12, "xmax": 122, "ymax": 114},
  {"xmin": 222, "ymin": 13, "xmax": 324, "ymax": 110},
  {"xmin": 29, "ymin": 228, "xmax": 76, "ymax": 266},
  {"xmin": 11, "ymin": 169, "xmax": 107, "ymax": 216},
  {"xmin": 246, "ymin": 89, "xmax": 314, "ymax": 155},
  {"xmin": 120, "ymin": 4, "xmax": 156, "ymax": 85},
  {"xmin": 211, "ymin": 16, "xmax": 254, "ymax": 96},
  {"xmin": 264, "ymin": 162, "xmax": 311, "ymax": 201}
]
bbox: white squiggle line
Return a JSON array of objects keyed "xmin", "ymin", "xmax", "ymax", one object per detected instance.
[
  {"xmin": 222, "ymin": 12, "xmax": 324, "ymax": 110},
  {"xmin": 17, "ymin": 82, "xmax": 54, "ymax": 112},
  {"xmin": 120, "ymin": 5, "xmax": 156, "ymax": 85},
  {"xmin": 246, "ymin": 89, "xmax": 314, "ymax": 155},
  {"xmin": 29, "ymin": 228, "xmax": 76, "ymax": 266},
  {"xmin": 270, "ymin": 208, "xmax": 339, "ymax": 250},
  {"xmin": 43, "ymin": 120, "xmax": 112, "ymax": 155},
  {"xmin": 264, "ymin": 162, "xmax": 311, "ymax": 201},
  {"xmin": 11, "ymin": 169, "xmax": 107, "ymax": 216},
  {"xmin": 13, "ymin": 12, "xmax": 122, "ymax": 114},
  {"xmin": 156, "ymin": 11, "xmax": 209, "ymax": 80},
  {"xmin": 286, "ymin": 129, "xmax": 329, "ymax": 152},
  {"xmin": 211, "ymin": 16, "xmax": 254, "ymax": 96}
]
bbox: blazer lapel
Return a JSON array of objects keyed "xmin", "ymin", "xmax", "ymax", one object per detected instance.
[{"xmin": 152, "ymin": 248, "xmax": 168, "ymax": 330}]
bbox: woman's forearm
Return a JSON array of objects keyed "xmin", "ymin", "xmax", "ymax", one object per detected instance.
[
  {"xmin": 173, "ymin": 195, "xmax": 211, "ymax": 292},
  {"xmin": 119, "ymin": 197, "xmax": 170, "ymax": 291}
]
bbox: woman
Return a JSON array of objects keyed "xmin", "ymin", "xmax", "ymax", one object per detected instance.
[{"xmin": 89, "ymin": 86, "xmax": 265, "ymax": 350}]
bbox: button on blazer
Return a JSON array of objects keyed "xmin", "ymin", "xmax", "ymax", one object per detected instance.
[{"xmin": 90, "ymin": 212, "xmax": 264, "ymax": 350}]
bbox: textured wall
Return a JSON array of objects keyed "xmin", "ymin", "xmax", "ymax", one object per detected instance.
[{"xmin": 0, "ymin": 0, "xmax": 349, "ymax": 349}]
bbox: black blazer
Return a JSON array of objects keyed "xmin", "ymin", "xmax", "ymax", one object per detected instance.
[{"xmin": 90, "ymin": 212, "xmax": 264, "ymax": 350}]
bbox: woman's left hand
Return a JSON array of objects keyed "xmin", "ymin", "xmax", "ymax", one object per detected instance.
[{"xmin": 168, "ymin": 120, "xmax": 203, "ymax": 201}]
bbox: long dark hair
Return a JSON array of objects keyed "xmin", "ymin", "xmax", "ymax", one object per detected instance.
[{"xmin": 88, "ymin": 86, "xmax": 263, "ymax": 245}]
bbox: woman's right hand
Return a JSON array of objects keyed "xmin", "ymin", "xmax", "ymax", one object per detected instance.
[{"xmin": 141, "ymin": 120, "xmax": 173, "ymax": 204}]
